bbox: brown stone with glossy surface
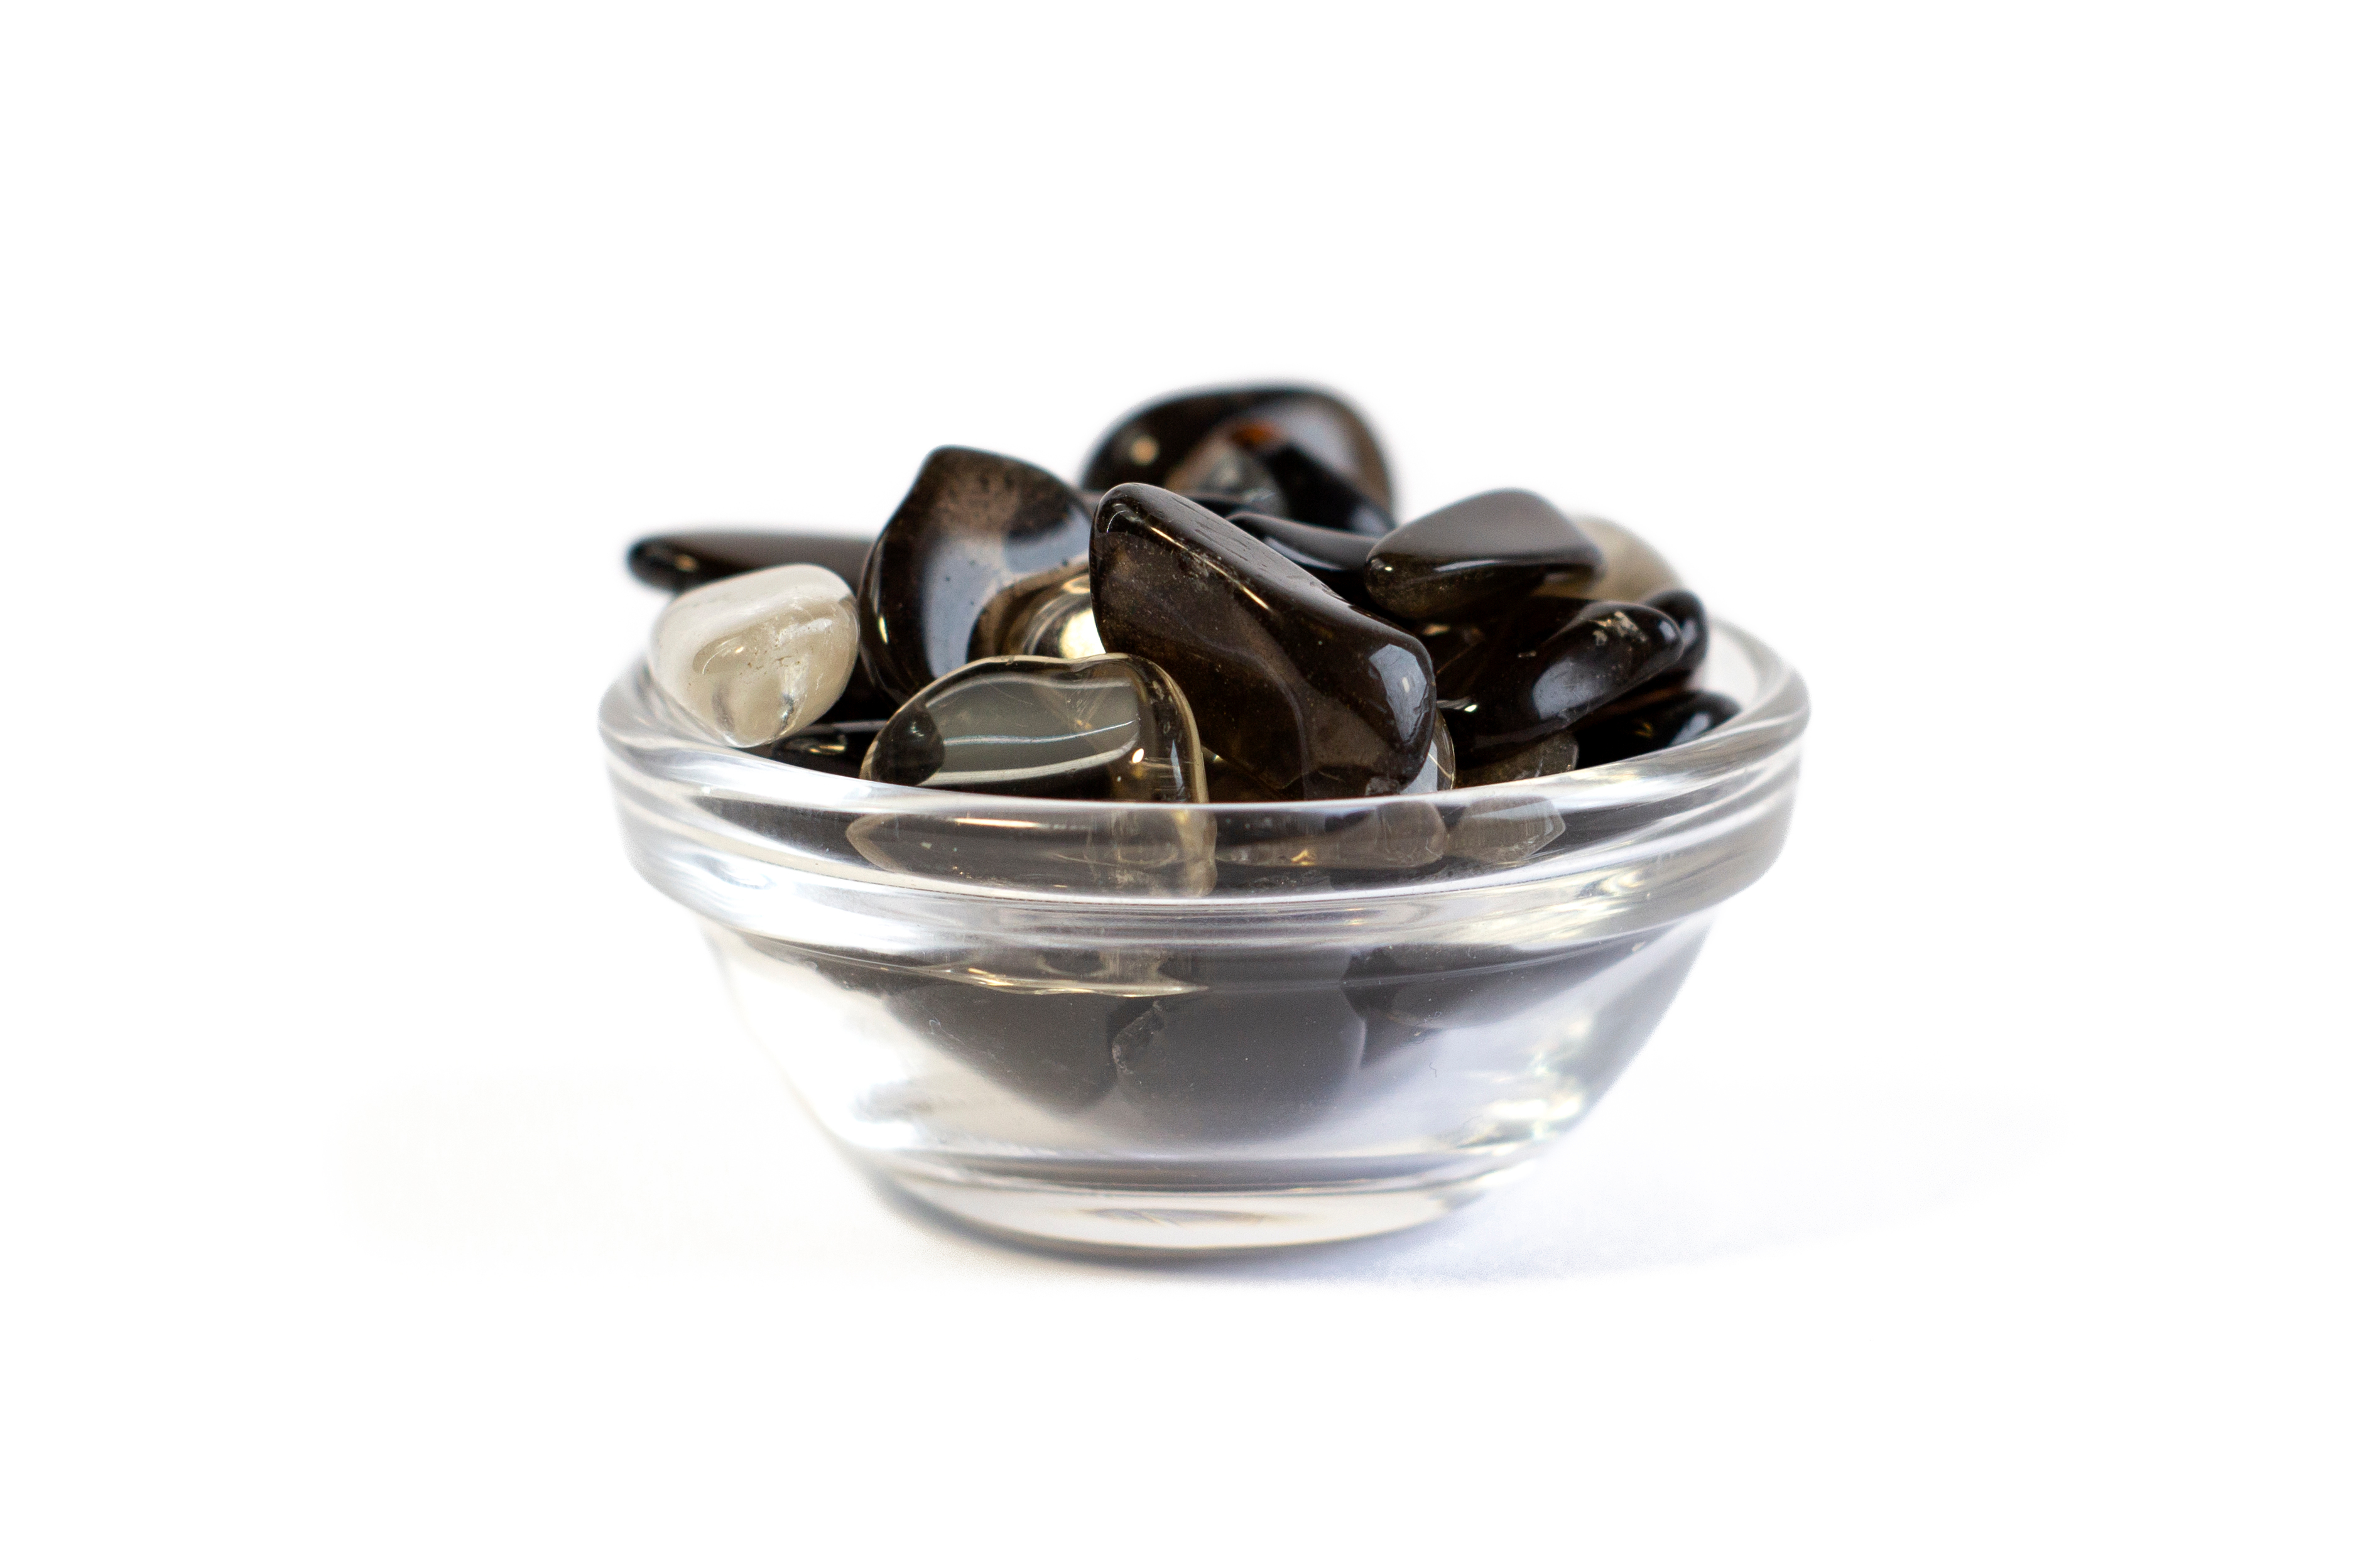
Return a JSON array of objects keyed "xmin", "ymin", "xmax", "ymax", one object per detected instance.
[
  {"xmin": 1080, "ymin": 386, "xmax": 1393, "ymax": 511},
  {"xmin": 1638, "ymin": 588, "xmax": 1710, "ymax": 687},
  {"xmin": 1212, "ymin": 424, "xmax": 1394, "ymax": 536},
  {"xmin": 1572, "ymin": 686, "xmax": 1741, "ymax": 767},
  {"xmin": 1364, "ymin": 490, "xmax": 1603, "ymax": 618},
  {"xmin": 765, "ymin": 718, "xmax": 886, "ymax": 777},
  {"xmin": 857, "ymin": 448, "xmax": 1093, "ymax": 703},
  {"xmin": 1450, "ymin": 726, "xmax": 1580, "ymax": 787},
  {"xmin": 1434, "ymin": 596, "xmax": 1687, "ymax": 762},
  {"xmin": 1224, "ymin": 511, "xmax": 1377, "ymax": 605},
  {"xmin": 628, "ymin": 529, "xmax": 873, "ymax": 595},
  {"xmin": 1091, "ymin": 485, "xmax": 1435, "ymax": 799}
]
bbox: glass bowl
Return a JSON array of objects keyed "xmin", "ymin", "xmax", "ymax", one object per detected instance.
[{"xmin": 600, "ymin": 623, "xmax": 1807, "ymax": 1253}]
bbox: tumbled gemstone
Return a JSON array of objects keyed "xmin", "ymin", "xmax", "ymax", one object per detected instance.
[
  {"xmin": 1401, "ymin": 718, "xmax": 1457, "ymax": 794},
  {"xmin": 857, "ymin": 448, "xmax": 1093, "ymax": 703},
  {"xmin": 1433, "ymin": 597, "xmax": 1687, "ymax": 762},
  {"xmin": 650, "ymin": 564, "xmax": 861, "ymax": 748},
  {"xmin": 967, "ymin": 559, "xmax": 1088, "ymax": 659},
  {"xmin": 1211, "ymin": 800, "xmax": 1448, "ymax": 882},
  {"xmin": 1176, "ymin": 490, "xmax": 1264, "ymax": 518},
  {"xmin": 1224, "ymin": 511, "xmax": 1377, "ymax": 605},
  {"xmin": 1451, "ymin": 725, "xmax": 1580, "ymax": 787},
  {"xmin": 626, "ymin": 529, "xmax": 872, "ymax": 595},
  {"xmin": 1214, "ymin": 425, "xmax": 1395, "ymax": 536},
  {"xmin": 1160, "ymin": 438, "xmax": 1284, "ymax": 515},
  {"xmin": 1639, "ymin": 588, "xmax": 1710, "ymax": 686},
  {"xmin": 765, "ymin": 718, "xmax": 886, "ymax": 777},
  {"xmin": 1092, "ymin": 485, "xmax": 1437, "ymax": 799},
  {"xmin": 968, "ymin": 560, "xmax": 1106, "ymax": 662},
  {"xmin": 1080, "ymin": 386, "xmax": 1393, "ymax": 512},
  {"xmin": 847, "ymin": 806, "xmax": 1215, "ymax": 895},
  {"xmin": 1579, "ymin": 516, "xmax": 1682, "ymax": 603},
  {"xmin": 1364, "ymin": 490, "xmax": 1603, "ymax": 619},
  {"xmin": 859, "ymin": 654, "xmax": 1205, "ymax": 802},
  {"xmin": 1009, "ymin": 584, "xmax": 1103, "ymax": 661},
  {"xmin": 1572, "ymin": 686, "xmax": 1741, "ymax": 767},
  {"xmin": 1109, "ymin": 975, "xmax": 1366, "ymax": 1139}
]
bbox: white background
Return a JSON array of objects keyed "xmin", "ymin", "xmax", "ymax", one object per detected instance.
[{"xmin": 4, "ymin": 4, "xmax": 2347, "ymax": 1563}]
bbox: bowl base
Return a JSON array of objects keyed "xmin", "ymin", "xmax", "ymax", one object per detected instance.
[{"xmin": 874, "ymin": 1157, "xmax": 1540, "ymax": 1254}]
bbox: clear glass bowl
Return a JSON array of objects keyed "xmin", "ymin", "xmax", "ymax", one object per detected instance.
[{"xmin": 600, "ymin": 624, "xmax": 1807, "ymax": 1253}]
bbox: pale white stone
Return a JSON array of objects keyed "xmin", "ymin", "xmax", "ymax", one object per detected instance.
[{"xmin": 649, "ymin": 564, "xmax": 860, "ymax": 747}]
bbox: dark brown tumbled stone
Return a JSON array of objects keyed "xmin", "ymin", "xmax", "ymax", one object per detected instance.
[
  {"xmin": 1449, "ymin": 725, "xmax": 1580, "ymax": 786},
  {"xmin": 1080, "ymin": 386, "xmax": 1392, "ymax": 512},
  {"xmin": 1092, "ymin": 485, "xmax": 1435, "ymax": 799},
  {"xmin": 1225, "ymin": 511, "xmax": 1378, "ymax": 605},
  {"xmin": 1434, "ymin": 597, "xmax": 1687, "ymax": 762},
  {"xmin": 627, "ymin": 529, "xmax": 872, "ymax": 595},
  {"xmin": 766, "ymin": 718, "xmax": 887, "ymax": 777},
  {"xmin": 1638, "ymin": 588, "xmax": 1710, "ymax": 687},
  {"xmin": 1364, "ymin": 490, "xmax": 1603, "ymax": 619},
  {"xmin": 1215, "ymin": 425, "xmax": 1395, "ymax": 536},
  {"xmin": 857, "ymin": 448, "xmax": 1093, "ymax": 703},
  {"xmin": 1572, "ymin": 686, "xmax": 1741, "ymax": 767}
]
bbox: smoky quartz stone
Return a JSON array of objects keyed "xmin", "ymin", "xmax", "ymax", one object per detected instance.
[
  {"xmin": 1091, "ymin": 484, "xmax": 1436, "ymax": 799},
  {"xmin": 1225, "ymin": 511, "xmax": 1378, "ymax": 605},
  {"xmin": 1451, "ymin": 725, "xmax": 1580, "ymax": 787},
  {"xmin": 626, "ymin": 529, "xmax": 874, "ymax": 595},
  {"xmin": 1433, "ymin": 597, "xmax": 1687, "ymax": 762},
  {"xmin": 1572, "ymin": 686, "xmax": 1742, "ymax": 767},
  {"xmin": 1080, "ymin": 386, "xmax": 1393, "ymax": 512},
  {"xmin": 859, "ymin": 653, "xmax": 1205, "ymax": 803},
  {"xmin": 1364, "ymin": 490, "xmax": 1604, "ymax": 619},
  {"xmin": 765, "ymin": 718, "xmax": 887, "ymax": 777},
  {"xmin": 1637, "ymin": 588, "xmax": 1710, "ymax": 687},
  {"xmin": 857, "ymin": 448, "xmax": 1094, "ymax": 703}
]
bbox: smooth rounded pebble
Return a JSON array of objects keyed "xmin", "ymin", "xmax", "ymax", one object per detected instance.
[{"xmin": 650, "ymin": 563, "xmax": 860, "ymax": 747}]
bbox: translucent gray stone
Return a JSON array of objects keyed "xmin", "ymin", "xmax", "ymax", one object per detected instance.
[
  {"xmin": 859, "ymin": 654, "xmax": 1205, "ymax": 803},
  {"xmin": 649, "ymin": 564, "xmax": 860, "ymax": 747}
]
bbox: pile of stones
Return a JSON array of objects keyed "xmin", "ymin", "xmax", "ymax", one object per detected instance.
[{"xmin": 629, "ymin": 386, "xmax": 1736, "ymax": 802}]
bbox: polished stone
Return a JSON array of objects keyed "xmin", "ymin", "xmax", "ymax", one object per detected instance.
[
  {"xmin": 1578, "ymin": 516, "xmax": 1682, "ymax": 603},
  {"xmin": 859, "ymin": 654, "xmax": 1205, "ymax": 802},
  {"xmin": 1401, "ymin": 718, "xmax": 1457, "ymax": 794},
  {"xmin": 1109, "ymin": 978, "xmax": 1366, "ymax": 1140},
  {"xmin": 845, "ymin": 804, "xmax": 1215, "ymax": 895},
  {"xmin": 857, "ymin": 447, "xmax": 1094, "ymax": 702},
  {"xmin": 1215, "ymin": 426, "xmax": 1395, "ymax": 536},
  {"xmin": 1364, "ymin": 490, "xmax": 1603, "ymax": 618},
  {"xmin": 626, "ymin": 529, "xmax": 872, "ymax": 595},
  {"xmin": 1572, "ymin": 686, "xmax": 1741, "ymax": 767},
  {"xmin": 1080, "ymin": 386, "xmax": 1393, "ymax": 511},
  {"xmin": 968, "ymin": 559, "xmax": 1089, "ymax": 659},
  {"xmin": 1010, "ymin": 585, "xmax": 1104, "ymax": 661},
  {"xmin": 1451, "ymin": 725, "xmax": 1580, "ymax": 787},
  {"xmin": 1639, "ymin": 587, "xmax": 1710, "ymax": 686},
  {"xmin": 1433, "ymin": 597, "xmax": 1687, "ymax": 762},
  {"xmin": 765, "ymin": 718, "xmax": 886, "ymax": 777},
  {"xmin": 1212, "ymin": 800, "xmax": 1449, "ymax": 875},
  {"xmin": 1224, "ymin": 511, "xmax": 1377, "ymax": 605},
  {"xmin": 1092, "ymin": 485, "xmax": 1436, "ymax": 799},
  {"xmin": 650, "ymin": 563, "xmax": 861, "ymax": 748}
]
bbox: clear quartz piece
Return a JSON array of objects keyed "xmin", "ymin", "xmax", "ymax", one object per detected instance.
[{"xmin": 649, "ymin": 563, "xmax": 860, "ymax": 747}]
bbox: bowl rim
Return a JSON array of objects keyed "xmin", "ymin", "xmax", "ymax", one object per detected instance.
[{"xmin": 601, "ymin": 618, "xmax": 1807, "ymax": 825}]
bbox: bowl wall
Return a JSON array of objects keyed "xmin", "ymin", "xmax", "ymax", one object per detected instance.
[{"xmin": 602, "ymin": 622, "xmax": 1806, "ymax": 1251}]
